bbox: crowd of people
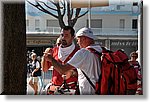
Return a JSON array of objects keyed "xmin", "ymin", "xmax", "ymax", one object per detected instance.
[{"xmin": 27, "ymin": 26, "xmax": 142, "ymax": 95}]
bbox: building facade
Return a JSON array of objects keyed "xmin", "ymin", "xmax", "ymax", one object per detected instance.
[{"xmin": 26, "ymin": 0, "xmax": 142, "ymax": 57}]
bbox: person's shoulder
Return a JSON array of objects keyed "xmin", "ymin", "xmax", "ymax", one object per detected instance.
[
  {"xmin": 77, "ymin": 48, "xmax": 89, "ymax": 54},
  {"xmin": 53, "ymin": 46, "xmax": 59, "ymax": 50},
  {"xmin": 73, "ymin": 46, "xmax": 80, "ymax": 53},
  {"xmin": 52, "ymin": 46, "xmax": 59, "ymax": 55},
  {"xmin": 128, "ymin": 60, "xmax": 135, "ymax": 63}
]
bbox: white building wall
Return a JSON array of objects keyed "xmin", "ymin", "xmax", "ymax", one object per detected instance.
[
  {"xmin": 90, "ymin": 14, "xmax": 137, "ymax": 29},
  {"xmin": 26, "ymin": 15, "xmax": 35, "ymax": 32},
  {"xmin": 74, "ymin": 14, "xmax": 88, "ymax": 30},
  {"xmin": 26, "ymin": 0, "xmax": 141, "ymax": 36},
  {"xmin": 26, "ymin": 13, "xmax": 138, "ymax": 35},
  {"xmin": 26, "ymin": 6, "xmax": 139, "ymax": 36}
]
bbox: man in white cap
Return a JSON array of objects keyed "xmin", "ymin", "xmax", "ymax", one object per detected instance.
[{"xmin": 43, "ymin": 27, "xmax": 102, "ymax": 95}]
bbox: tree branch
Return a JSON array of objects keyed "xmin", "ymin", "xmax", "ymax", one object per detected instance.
[
  {"xmin": 48, "ymin": 0, "xmax": 57, "ymax": 6},
  {"xmin": 71, "ymin": 9, "xmax": 88, "ymax": 27},
  {"xmin": 70, "ymin": 8, "xmax": 73, "ymax": 19},
  {"xmin": 75, "ymin": 8, "xmax": 81, "ymax": 18},
  {"xmin": 78, "ymin": 10, "xmax": 89, "ymax": 18},
  {"xmin": 27, "ymin": 0, "xmax": 58, "ymax": 18},
  {"xmin": 61, "ymin": 0, "xmax": 66, "ymax": 16},
  {"xmin": 38, "ymin": 0, "xmax": 57, "ymax": 11},
  {"xmin": 27, "ymin": 0, "xmax": 88, "ymax": 28}
]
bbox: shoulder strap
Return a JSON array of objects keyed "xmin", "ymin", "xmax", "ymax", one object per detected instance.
[
  {"xmin": 86, "ymin": 47, "xmax": 102, "ymax": 58},
  {"xmin": 63, "ymin": 46, "xmax": 79, "ymax": 64},
  {"xmin": 85, "ymin": 47, "xmax": 102, "ymax": 93},
  {"xmin": 81, "ymin": 70, "xmax": 96, "ymax": 90}
]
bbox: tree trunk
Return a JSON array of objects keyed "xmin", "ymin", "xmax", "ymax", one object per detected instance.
[{"xmin": 2, "ymin": 3, "xmax": 26, "ymax": 95}]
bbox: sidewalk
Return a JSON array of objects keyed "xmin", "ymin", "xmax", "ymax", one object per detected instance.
[{"xmin": 26, "ymin": 71, "xmax": 52, "ymax": 95}]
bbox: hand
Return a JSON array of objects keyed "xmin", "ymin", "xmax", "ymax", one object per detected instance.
[
  {"xmin": 44, "ymin": 48, "xmax": 53, "ymax": 55},
  {"xmin": 43, "ymin": 48, "xmax": 53, "ymax": 62},
  {"xmin": 43, "ymin": 52, "xmax": 53, "ymax": 62}
]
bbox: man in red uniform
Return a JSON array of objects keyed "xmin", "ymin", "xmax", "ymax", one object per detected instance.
[{"xmin": 41, "ymin": 26, "xmax": 79, "ymax": 94}]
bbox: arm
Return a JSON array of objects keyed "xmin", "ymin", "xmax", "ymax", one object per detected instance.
[
  {"xmin": 41, "ymin": 48, "xmax": 53, "ymax": 72},
  {"xmin": 32, "ymin": 68, "xmax": 40, "ymax": 76},
  {"xmin": 41, "ymin": 56, "xmax": 51, "ymax": 72},
  {"xmin": 43, "ymin": 52, "xmax": 74, "ymax": 75}
]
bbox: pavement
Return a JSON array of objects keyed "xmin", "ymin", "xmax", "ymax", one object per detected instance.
[{"xmin": 26, "ymin": 70, "xmax": 52, "ymax": 95}]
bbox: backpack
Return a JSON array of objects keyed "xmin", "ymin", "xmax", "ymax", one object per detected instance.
[{"xmin": 85, "ymin": 48, "xmax": 137, "ymax": 95}]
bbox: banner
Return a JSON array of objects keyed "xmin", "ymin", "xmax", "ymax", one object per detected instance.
[{"xmin": 71, "ymin": 0, "xmax": 109, "ymax": 8}]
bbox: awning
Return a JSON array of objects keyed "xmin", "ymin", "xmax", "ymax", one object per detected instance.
[{"xmin": 71, "ymin": 0, "xmax": 109, "ymax": 8}]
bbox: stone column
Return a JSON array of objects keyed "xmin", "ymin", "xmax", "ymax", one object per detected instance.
[{"xmin": 105, "ymin": 39, "xmax": 110, "ymax": 49}]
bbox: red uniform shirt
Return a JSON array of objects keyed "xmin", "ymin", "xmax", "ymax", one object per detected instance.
[{"xmin": 50, "ymin": 46, "xmax": 79, "ymax": 87}]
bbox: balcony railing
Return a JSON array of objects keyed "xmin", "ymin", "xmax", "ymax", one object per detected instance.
[
  {"xmin": 91, "ymin": 28, "xmax": 138, "ymax": 36},
  {"xmin": 26, "ymin": 27, "xmax": 138, "ymax": 36},
  {"xmin": 26, "ymin": 27, "xmax": 61, "ymax": 34},
  {"xmin": 46, "ymin": 27, "xmax": 61, "ymax": 34}
]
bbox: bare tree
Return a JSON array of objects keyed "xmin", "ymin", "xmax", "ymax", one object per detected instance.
[{"xmin": 27, "ymin": 0, "xmax": 88, "ymax": 28}]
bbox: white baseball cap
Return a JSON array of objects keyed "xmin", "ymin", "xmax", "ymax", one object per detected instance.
[{"xmin": 76, "ymin": 27, "xmax": 96, "ymax": 40}]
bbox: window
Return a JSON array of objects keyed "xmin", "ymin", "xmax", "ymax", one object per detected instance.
[
  {"xmin": 132, "ymin": 19, "xmax": 137, "ymax": 29},
  {"xmin": 46, "ymin": 20, "xmax": 60, "ymax": 32},
  {"xmin": 35, "ymin": 19, "xmax": 40, "ymax": 27},
  {"xmin": 117, "ymin": 5, "xmax": 125, "ymax": 10},
  {"xmin": 46, "ymin": 20, "xmax": 59, "ymax": 27},
  {"xmin": 117, "ymin": 5, "xmax": 121, "ymax": 10},
  {"xmin": 91, "ymin": 19, "xmax": 102, "ymax": 28},
  {"xmin": 86, "ymin": 19, "xmax": 102, "ymax": 35},
  {"xmin": 120, "ymin": 19, "xmax": 125, "ymax": 30},
  {"xmin": 87, "ymin": 19, "xmax": 102, "ymax": 28},
  {"xmin": 35, "ymin": 19, "xmax": 40, "ymax": 31},
  {"xmin": 133, "ymin": 2, "xmax": 138, "ymax": 6}
]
